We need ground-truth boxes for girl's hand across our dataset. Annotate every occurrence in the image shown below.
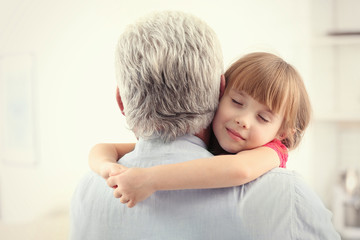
[99,162,128,180]
[106,168,156,208]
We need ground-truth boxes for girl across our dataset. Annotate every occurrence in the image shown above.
[89,52,311,208]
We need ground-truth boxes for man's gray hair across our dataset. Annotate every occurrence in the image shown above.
[115,11,223,141]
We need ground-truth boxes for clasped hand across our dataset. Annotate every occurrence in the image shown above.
[105,166,156,208]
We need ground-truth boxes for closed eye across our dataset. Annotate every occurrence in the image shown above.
[258,114,270,122]
[232,99,243,106]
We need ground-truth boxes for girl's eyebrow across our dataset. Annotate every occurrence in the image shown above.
[230,89,245,97]
[263,104,277,116]
[266,109,282,119]
[265,109,276,117]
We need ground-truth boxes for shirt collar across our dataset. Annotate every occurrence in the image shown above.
[136,134,207,151]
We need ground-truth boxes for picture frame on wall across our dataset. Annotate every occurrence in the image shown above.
[0,54,38,167]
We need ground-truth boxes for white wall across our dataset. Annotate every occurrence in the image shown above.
[0,0,313,224]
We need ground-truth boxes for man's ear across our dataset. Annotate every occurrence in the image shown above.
[219,74,226,99]
[116,87,125,116]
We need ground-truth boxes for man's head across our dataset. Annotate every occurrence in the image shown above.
[115,11,223,142]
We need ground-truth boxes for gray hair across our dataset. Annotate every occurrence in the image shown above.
[115,11,223,142]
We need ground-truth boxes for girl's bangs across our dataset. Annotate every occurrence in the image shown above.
[228,65,292,115]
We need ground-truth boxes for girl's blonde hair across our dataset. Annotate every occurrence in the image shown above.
[224,52,311,149]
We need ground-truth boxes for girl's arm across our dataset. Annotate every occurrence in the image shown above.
[148,146,279,189]
[107,146,280,207]
[89,143,135,179]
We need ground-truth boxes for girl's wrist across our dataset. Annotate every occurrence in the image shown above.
[98,161,113,178]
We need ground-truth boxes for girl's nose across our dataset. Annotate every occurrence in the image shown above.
[235,117,249,129]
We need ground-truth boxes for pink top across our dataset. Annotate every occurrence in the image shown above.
[263,139,288,168]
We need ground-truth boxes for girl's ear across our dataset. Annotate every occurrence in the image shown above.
[276,131,286,140]
[277,128,296,140]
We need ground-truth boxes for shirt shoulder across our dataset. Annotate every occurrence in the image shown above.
[253,169,340,239]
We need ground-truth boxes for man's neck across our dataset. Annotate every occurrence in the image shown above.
[194,127,211,147]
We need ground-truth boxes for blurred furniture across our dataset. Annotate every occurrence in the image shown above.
[333,169,360,239]
[310,0,360,238]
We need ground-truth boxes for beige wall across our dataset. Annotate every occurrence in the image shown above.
[4,0,359,238]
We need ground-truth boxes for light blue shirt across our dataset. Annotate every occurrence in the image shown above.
[70,135,340,239]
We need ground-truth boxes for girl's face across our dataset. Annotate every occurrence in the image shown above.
[212,89,285,153]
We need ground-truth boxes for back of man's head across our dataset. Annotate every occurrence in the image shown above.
[115,11,223,141]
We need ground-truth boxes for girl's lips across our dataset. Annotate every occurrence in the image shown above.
[226,128,245,141]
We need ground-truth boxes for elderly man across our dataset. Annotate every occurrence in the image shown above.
[70,11,340,239]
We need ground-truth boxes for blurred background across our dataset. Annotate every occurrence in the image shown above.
[0,0,359,239]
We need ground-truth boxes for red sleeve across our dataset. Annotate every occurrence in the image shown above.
[263,139,288,168]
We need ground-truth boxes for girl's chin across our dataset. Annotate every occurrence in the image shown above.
[221,144,242,154]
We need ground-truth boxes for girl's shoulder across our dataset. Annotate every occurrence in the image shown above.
[263,139,288,168]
